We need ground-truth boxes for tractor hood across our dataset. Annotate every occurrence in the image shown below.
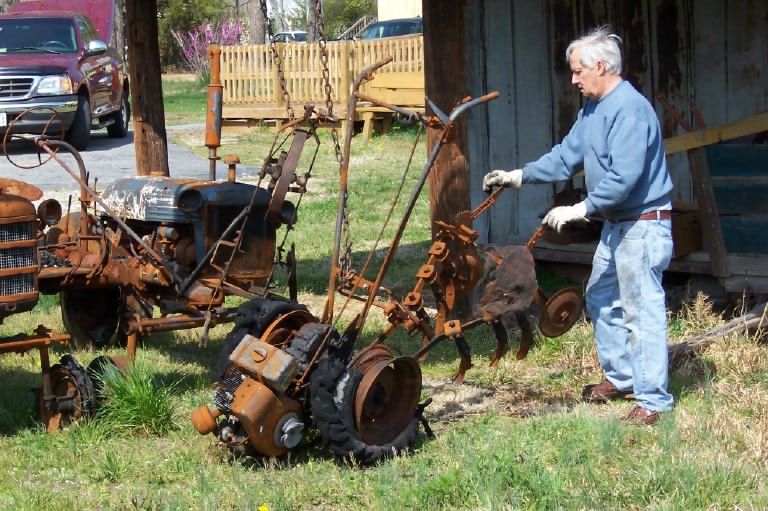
[9,0,114,40]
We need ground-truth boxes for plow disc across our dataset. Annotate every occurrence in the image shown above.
[538,287,584,338]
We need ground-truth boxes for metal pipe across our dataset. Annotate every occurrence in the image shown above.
[205,45,223,181]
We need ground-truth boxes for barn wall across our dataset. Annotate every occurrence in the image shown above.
[459,0,768,244]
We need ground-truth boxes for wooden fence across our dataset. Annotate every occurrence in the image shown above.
[219,35,425,122]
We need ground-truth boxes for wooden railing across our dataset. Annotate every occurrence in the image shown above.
[219,35,424,120]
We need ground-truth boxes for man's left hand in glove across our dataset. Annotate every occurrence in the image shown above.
[542,201,588,232]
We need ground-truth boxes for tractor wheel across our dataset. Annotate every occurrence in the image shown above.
[37,354,94,432]
[309,352,422,465]
[61,288,126,349]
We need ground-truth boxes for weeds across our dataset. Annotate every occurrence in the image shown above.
[95,360,180,436]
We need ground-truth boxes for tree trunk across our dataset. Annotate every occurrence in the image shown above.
[248,1,267,44]
[307,0,320,41]
[111,0,126,63]
[423,0,471,319]
[125,0,169,177]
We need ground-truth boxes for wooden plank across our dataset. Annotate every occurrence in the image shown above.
[463,0,491,243]
[712,185,768,215]
[664,112,768,154]
[511,0,554,239]
[687,147,730,277]
[722,276,768,293]
[725,0,768,120]
[727,254,768,277]
[706,144,768,177]
[369,72,425,89]
[720,216,768,254]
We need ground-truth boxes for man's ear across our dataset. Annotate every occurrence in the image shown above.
[595,59,606,75]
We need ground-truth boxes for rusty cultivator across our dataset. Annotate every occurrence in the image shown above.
[191,58,583,464]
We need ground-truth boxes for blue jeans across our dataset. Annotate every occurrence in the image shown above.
[585,218,674,412]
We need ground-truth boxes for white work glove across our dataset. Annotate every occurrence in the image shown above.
[482,169,523,192]
[542,201,588,232]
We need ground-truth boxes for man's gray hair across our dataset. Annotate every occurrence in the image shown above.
[566,26,623,75]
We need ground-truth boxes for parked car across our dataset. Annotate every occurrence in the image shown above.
[357,17,423,40]
[272,31,308,43]
[0,8,129,150]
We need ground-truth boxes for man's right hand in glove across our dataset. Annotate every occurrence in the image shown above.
[482,169,523,192]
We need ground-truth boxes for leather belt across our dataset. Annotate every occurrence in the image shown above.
[612,210,672,223]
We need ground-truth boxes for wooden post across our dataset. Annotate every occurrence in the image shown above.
[126,0,169,177]
[340,41,351,106]
[423,0,470,233]
[687,148,730,277]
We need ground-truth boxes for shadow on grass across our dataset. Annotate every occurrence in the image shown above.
[0,366,45,435]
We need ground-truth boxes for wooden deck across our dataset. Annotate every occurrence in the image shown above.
[219,36,425,138]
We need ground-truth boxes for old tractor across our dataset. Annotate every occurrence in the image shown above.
[0,41,330,430]
[190,59,584,464]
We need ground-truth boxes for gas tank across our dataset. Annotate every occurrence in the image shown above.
[9,0,114,41]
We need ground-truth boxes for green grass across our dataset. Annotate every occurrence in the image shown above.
[1,120,767,509]
[162,74,207,126]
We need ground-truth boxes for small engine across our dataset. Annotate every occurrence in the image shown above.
[191,299,423,464]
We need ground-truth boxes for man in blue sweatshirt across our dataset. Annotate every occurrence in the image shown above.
[483,26,673,425]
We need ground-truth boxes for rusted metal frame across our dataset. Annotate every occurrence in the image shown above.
[354,93,427,126]
[351,91,501,334]
[411,317,485,361]
[332,122,426,332]
[128,307,240,335]
[35,139,182,285]
[0,332,70,353]
[178,205,250,295]
[323,57,395,324]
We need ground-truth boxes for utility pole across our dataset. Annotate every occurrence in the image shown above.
[125,0,169,177]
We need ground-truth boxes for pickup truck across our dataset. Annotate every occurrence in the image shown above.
[0,7,129,150]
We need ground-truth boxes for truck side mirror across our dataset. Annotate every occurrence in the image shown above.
[86,39,107,55]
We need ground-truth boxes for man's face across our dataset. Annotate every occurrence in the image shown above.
[570,47,605,100]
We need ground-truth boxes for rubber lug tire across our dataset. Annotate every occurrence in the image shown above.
[310,356,419,465]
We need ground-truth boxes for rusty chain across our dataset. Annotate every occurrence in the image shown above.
[313,0,349,276]
[261,0,294,119]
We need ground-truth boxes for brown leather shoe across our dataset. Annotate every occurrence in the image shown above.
[623,405,661,425]
[581,379,633,403]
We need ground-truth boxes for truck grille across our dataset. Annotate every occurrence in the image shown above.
[0,77,34,100]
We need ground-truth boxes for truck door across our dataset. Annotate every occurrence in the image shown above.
[76,16,112,116]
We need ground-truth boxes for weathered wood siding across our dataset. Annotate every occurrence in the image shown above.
[458,0,768,244]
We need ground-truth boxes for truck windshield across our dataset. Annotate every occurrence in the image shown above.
[0,18,78,53]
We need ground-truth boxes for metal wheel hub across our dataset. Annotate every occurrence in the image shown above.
[350,345,421,445]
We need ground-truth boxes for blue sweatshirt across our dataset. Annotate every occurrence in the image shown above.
[522,80,672,219]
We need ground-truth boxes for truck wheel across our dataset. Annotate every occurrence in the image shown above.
[107,93,130,138]
[61,288,125,349]
[66,95,91,151]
